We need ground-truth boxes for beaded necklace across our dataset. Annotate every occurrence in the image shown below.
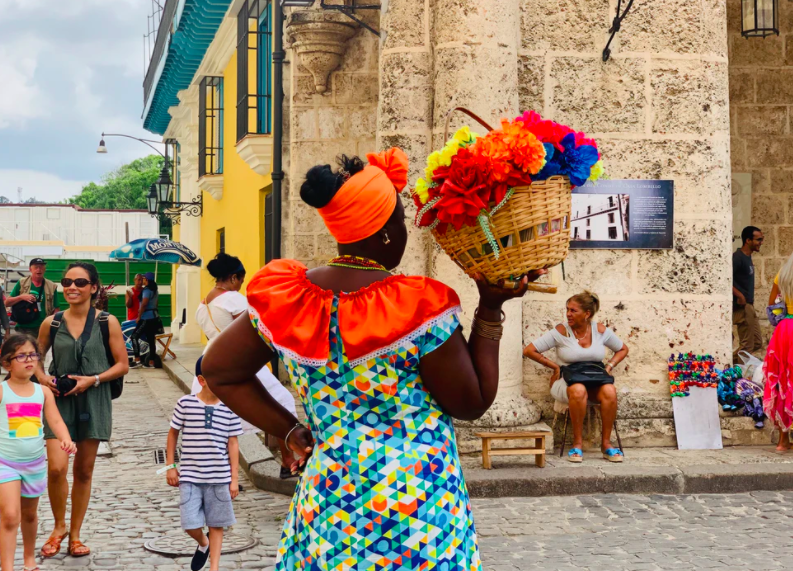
[327,255,388,272]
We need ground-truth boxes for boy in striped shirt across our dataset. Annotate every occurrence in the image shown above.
[166,356,243,571]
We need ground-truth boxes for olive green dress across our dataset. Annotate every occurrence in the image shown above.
[43,313,113,442]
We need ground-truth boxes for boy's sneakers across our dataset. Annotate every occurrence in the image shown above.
[191,543,210,571]
[130,361,142,369]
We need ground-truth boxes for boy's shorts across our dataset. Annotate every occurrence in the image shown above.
[0,454,47,498]
[179,482,236,530]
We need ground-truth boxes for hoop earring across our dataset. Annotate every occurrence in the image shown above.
[383,232,391,245]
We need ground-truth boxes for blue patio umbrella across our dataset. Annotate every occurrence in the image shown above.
[110,239,202,280]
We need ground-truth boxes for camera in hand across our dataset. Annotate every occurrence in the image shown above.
[54,376,77,395]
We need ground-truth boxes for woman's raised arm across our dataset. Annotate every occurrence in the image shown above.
[419,272,542,421]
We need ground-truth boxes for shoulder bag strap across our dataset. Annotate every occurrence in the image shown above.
[49,311,65,373]
[75,309,96,374]
[98,312,115,367]
[202,299,222,333]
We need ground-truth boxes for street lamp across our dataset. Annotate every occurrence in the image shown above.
[146,184,158,216]
[97,132,202,223]
[156,164,173,204]
[742,0,779,38]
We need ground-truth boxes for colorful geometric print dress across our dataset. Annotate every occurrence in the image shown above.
[247,259,482,571]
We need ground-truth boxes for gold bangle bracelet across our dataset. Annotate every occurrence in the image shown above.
[471,317,503,340]
[474,308,506,326]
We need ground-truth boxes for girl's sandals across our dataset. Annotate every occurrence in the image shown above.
[567,448,583,463]
[41,532,68,558]
[23,567,41,571]
[603,448,624,462]
[68,540,91,557]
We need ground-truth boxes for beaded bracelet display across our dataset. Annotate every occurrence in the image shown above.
[667,352,718,398]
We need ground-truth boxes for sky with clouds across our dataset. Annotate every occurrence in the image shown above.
[0,0,166,204]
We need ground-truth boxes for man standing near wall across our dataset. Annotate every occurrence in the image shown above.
[4,258,60,334]
[733,226,764,363]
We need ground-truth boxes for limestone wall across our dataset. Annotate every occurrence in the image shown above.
[518,0,733,445]
[283,11,380,267]
[728,0,793,328]
[280,1,735,447]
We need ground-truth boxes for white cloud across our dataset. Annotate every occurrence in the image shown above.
[0,170,87,203]
[0,41,47,128]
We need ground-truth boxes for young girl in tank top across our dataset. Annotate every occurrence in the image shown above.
[0,334,75,571]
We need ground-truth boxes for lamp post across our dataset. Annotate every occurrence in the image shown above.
[97,132,202,224]
[741,0,779,38]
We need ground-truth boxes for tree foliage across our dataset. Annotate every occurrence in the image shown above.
[70,155,164,210]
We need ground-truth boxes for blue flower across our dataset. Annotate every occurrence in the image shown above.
[533,143,562,181]
[559,134,599,187]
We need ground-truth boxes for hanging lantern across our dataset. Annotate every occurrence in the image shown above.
[742,0,779,38]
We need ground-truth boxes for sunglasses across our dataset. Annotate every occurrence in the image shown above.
[11,352,40,363]
[61,278,93,288]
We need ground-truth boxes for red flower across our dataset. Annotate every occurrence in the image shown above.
[516,111,573,151]
[434,149,492,230]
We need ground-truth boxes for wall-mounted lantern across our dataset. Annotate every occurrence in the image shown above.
[742,0,779,38]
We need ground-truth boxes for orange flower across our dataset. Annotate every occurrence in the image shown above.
[500,119,546,175]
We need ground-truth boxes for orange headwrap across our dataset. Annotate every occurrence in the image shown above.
[319,148,409,244]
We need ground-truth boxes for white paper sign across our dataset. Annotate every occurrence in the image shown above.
[672,387,723,450]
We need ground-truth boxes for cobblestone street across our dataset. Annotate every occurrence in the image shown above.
[11,368,793,570]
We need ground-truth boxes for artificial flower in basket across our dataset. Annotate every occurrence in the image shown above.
[411,108,605,289]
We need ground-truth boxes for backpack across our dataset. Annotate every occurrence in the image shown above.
[11,286,43,325]
[50,311,124,400]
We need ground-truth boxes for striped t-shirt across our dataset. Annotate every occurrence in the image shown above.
[170,395,244,485]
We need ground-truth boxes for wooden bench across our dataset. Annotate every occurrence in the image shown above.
[474,431,550,469]
[155,333,176,360]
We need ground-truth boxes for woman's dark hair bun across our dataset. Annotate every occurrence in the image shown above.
[206,252,245,280]
[300,154,365,209]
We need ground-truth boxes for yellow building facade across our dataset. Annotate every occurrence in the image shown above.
[144,0,274,344]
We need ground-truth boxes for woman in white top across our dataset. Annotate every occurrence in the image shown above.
[523,291,629,463]
[195,253,299,478]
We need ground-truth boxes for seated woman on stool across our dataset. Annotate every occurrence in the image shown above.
[523,291,629,463]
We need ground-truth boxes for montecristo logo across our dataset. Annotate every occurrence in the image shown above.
[144,240,199,263]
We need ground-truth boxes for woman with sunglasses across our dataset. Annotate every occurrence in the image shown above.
[33,262,129,559]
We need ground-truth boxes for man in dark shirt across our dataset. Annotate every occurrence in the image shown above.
[733,226,764,363]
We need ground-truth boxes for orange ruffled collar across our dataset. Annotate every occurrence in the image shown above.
[246,259,461,367]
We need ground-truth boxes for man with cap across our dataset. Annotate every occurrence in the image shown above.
[4,258,60,333]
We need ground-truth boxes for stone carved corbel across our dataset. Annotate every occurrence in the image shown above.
[287,10,359,94]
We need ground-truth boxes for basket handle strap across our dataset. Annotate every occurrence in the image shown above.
[444,107,495,141]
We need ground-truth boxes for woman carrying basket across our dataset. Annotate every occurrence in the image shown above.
[201,148,544,569]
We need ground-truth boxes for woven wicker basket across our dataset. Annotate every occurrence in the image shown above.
[430,108,573,290]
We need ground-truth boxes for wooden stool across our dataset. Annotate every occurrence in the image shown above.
[474,431,549,469]
[155,333,176,360]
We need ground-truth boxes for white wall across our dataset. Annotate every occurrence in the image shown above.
[0,206,159,244]
[570,195,627,242]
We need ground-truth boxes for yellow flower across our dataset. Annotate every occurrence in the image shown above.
[452,126,479,147]
[439,140,461,166]
[414,178,429,204]
[425,151,441,180]
[589,160,605,182]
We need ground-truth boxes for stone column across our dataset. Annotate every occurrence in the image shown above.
[376,0,433,276]
[170,87,203,345]
[431,0,541,451]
